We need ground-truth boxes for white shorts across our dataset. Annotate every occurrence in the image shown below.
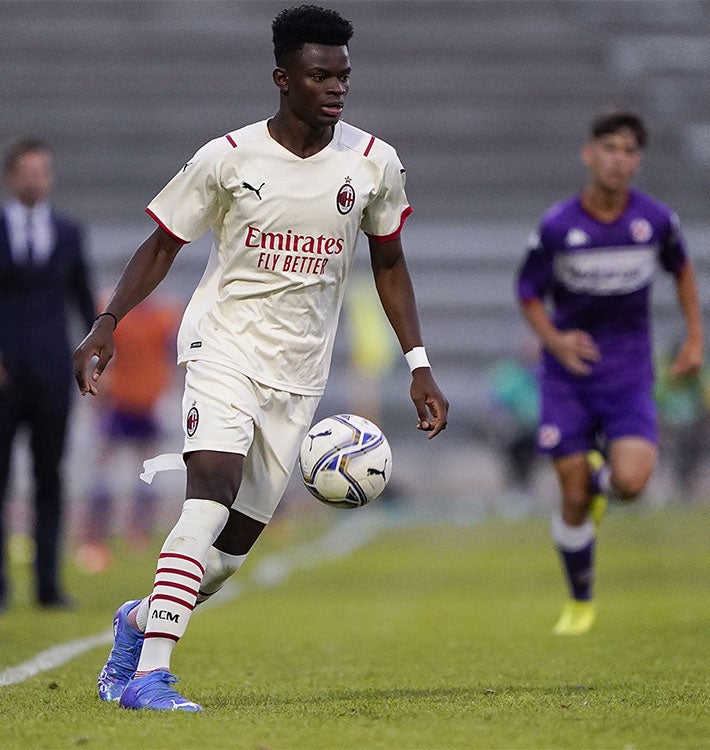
[182,360,321,523]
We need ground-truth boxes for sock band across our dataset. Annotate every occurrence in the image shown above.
[551,514,595,551]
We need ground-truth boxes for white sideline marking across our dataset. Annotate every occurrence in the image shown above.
[0,513,389,688]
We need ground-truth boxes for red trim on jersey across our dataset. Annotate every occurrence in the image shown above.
[363,136,376,157]
[159,552,206,575]
[225,133,238,148]
[145,208,189,244]
[367,206,413,243]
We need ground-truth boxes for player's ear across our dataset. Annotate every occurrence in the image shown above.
[273,67,289,94]
[581,142,593,169]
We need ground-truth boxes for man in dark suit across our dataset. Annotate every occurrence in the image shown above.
[0,138,95,610]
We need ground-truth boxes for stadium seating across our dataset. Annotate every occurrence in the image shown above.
[3,0,709,421]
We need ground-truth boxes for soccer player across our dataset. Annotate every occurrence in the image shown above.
[516,110,704,636]
[73,5,448,711]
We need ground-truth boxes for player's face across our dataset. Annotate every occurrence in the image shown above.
[5,150,54,206]
[277,43,351,129]
[582,129,642,193]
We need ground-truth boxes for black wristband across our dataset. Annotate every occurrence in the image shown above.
[93,312,118,330]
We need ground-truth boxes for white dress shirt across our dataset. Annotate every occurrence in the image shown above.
[4,199,55,265]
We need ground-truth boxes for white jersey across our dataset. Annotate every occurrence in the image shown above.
[147,120,411,396]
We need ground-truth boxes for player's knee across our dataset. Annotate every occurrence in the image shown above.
[611,471,649,501]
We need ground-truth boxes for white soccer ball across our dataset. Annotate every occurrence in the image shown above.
[299,414,392,508]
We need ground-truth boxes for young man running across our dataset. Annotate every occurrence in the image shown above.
[517,110,703,635]
[74,5,448,711]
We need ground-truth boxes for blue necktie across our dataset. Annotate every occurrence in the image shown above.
[25,211,35,265]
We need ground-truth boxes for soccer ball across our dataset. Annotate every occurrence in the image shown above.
[299,414,392,508]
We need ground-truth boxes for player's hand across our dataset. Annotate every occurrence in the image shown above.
[410,369,448,439]
[73,318,116,395]
[548,329,600,376]
[669,337,704,379]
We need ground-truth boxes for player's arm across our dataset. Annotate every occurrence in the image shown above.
[670,260,704,378]
[519,297,599,376]
[368,235,448,438]
[73,227,183,395]
[517,229,599,376]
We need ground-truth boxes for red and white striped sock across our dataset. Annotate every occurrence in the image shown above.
[135,498,229,674]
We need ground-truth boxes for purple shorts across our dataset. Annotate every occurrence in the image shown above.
[103,409,159,442]
[537,373,657,457]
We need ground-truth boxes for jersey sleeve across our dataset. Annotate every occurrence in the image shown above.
[360,142,412,242]
[146,137,231,243]
[658,211,688,277]
[516,225,555,301]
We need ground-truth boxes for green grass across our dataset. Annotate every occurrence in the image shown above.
[0,505,708,749]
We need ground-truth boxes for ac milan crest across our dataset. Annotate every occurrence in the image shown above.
[336,179,355,215]
[186,405,199,437]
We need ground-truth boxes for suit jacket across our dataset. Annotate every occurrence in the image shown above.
[0,209,95,389]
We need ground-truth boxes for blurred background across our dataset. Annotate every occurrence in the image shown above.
[2,0,710,554]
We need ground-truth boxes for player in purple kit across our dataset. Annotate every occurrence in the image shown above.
[516,111,704,635]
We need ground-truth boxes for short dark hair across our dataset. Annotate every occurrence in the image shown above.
[272,5,353,65]
[590,110,648,149]
[3,137,51,173]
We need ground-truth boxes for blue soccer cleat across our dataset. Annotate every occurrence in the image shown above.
[119,669,203,712]
[97,599,144,702]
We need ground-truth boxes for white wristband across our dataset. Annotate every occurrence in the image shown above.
[405,346,430,372]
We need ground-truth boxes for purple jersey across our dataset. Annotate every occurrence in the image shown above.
[517,188,687,385]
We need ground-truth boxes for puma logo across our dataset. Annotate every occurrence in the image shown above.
[308,429,332,450]
[242,181,265,200]
[170,699,201,710]
[367,458,388,481]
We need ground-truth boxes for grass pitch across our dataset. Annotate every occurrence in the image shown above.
[0,504,708,749]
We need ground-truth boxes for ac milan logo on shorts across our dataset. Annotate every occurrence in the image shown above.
[537,423,561,449]
[336,182,355,215]
[186,406,199,437]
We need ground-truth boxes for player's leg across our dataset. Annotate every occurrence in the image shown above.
[194,381,321,601]
[113,368,318,711]
[120,410,307,711]
[551,451,598,634]
[101,361,248,708]
[114,449,241,712]
[597,377,658,502]
[607,437,656,500]
[98,458,263,710]
[538,376,598,634]
[586,448,609,527]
